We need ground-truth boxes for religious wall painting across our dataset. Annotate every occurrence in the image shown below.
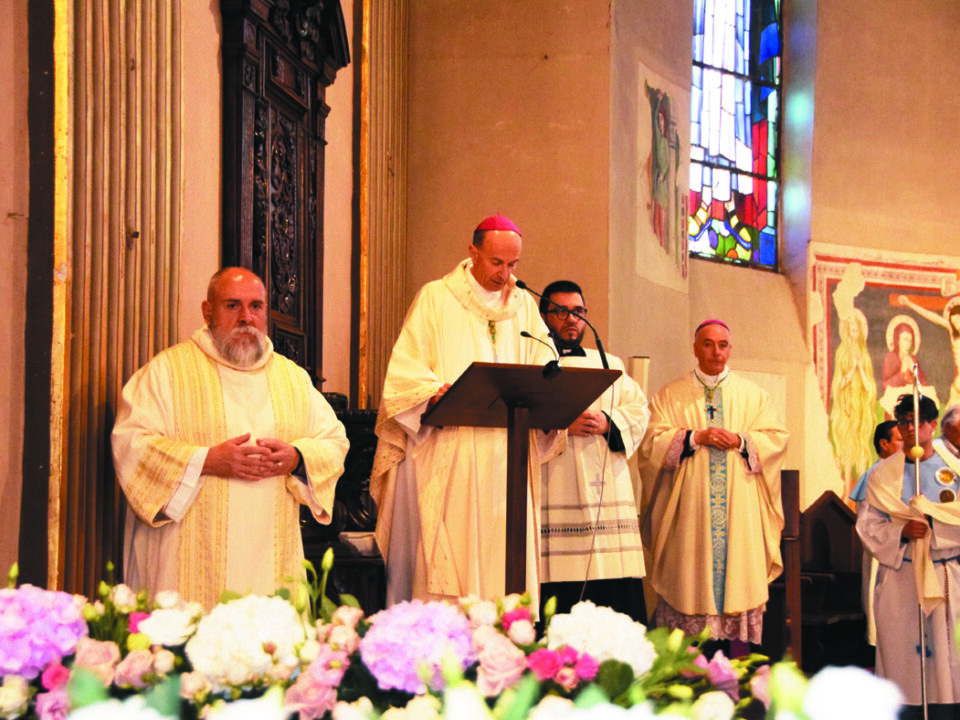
[810,244,960,503]
[636,63,689,292]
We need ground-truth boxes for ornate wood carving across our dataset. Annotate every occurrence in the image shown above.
[221,0,349,385]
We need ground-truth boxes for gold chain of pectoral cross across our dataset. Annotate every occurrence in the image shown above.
[488,320,498,362]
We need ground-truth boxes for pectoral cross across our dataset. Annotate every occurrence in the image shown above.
[706,403,718,420]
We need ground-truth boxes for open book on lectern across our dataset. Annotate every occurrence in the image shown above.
[419,361,620,430]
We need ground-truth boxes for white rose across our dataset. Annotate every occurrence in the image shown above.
[403,695,442,720]
[153,590,183,609]
[139,607,198,646]
[0,675,30,718]
[467,600,498,627]
[331,697,374,720]
[691,691,735,720]
[110,583,138,611]
[507,619,536,645]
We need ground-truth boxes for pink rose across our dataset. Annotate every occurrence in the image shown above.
[331,605,364,629]
[475,633,525,697]
[500,607,531,630]
[705,651,740,701]
[328,624,360,655]
[153,648,176,675]
[128,611,150,634]
[557,645,578,666]
[681,648,708,678]
[574,653,599,681]
[178,671,212,703]
[526,648,562,681]
[73,637,121,685]
[554,666,579,692]
[284,669,338,720]
[749,664,771,708]
[34,687,69,720]
[114,649,154,689]
[41,662,71,690]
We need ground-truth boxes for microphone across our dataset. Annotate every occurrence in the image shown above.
[515,279,609,369]
[520,331,562,380]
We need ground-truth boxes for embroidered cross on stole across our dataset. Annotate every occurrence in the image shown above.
[704,383,728,614]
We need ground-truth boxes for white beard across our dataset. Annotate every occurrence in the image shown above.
[211,325,268,367]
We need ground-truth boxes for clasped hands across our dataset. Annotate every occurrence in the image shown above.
[202,433,299,481]
[569,410,609,437]
[693,427,741,450]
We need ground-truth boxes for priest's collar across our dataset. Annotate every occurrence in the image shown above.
[693,366,729,387]
[549,331,586,357]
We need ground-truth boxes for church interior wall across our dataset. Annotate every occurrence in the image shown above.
[404,0,612,339]
[6,0,960,571]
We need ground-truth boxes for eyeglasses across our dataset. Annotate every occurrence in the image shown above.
[545,306,587,321]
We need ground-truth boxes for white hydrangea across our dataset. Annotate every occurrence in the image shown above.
[802,666,903,720]
[185,595,308,691]
[546,601,656,677]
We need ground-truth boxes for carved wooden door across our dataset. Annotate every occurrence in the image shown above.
[221,0,349,383]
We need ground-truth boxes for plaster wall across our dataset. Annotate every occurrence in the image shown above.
[0,0,28,572]
[810,0,960,253]
[176,1,355,396]
[405,1,611,339]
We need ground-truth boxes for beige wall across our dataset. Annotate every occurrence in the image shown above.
[405,1,611,337]
[811,0,960,255]
[0,0,28,572]
[176,1,355,397]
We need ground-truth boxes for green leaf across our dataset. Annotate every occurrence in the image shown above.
[497,674,541,720]
[338,593,362,609]
[143,675,181,718]
[67,667,110,709]
[573,685,610,708]
[594,659,635,700]
[219,589,243,604]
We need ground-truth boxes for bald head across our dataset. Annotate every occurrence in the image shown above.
[693,321,731,375]
[202,267,268,366]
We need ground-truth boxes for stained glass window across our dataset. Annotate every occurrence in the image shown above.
[688,0,782,269]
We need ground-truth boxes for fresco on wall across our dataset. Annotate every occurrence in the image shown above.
[636,64,689,292]
[810,243,960,503]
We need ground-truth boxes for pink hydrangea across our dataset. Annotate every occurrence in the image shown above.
[0,585,88,679]
[359,600,475,694]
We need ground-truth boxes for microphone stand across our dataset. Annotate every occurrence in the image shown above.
[911,364,929,720]
[515,279,609,369]
[519,331,561,379]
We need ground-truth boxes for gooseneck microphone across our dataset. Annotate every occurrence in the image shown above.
[520,331,562,379]
[515,279,609,369]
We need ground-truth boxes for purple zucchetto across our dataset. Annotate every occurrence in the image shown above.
[695,318,730,335]
[474,214,521,236]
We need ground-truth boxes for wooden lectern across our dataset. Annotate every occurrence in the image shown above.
[421,361,620,593]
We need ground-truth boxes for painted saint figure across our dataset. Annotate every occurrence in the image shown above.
[829,308,877,495]
[878,314,939,417]
[898,294,960,410]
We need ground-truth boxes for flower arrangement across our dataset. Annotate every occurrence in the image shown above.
[0,555,909,720]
